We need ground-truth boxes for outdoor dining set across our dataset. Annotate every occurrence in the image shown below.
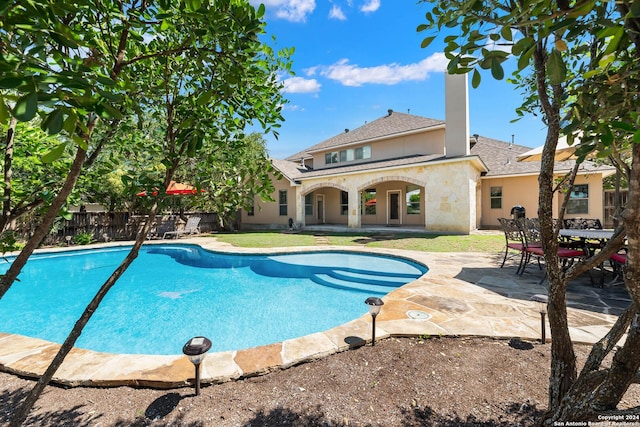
[498,216,627,287]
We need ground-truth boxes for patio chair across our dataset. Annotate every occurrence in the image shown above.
[148,220,175,240]
[497,217,527,274]
[519,217,586,277]
[609,250,627,285]
[163,216,201,239]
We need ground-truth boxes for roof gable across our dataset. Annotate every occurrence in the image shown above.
[285,110,443,161]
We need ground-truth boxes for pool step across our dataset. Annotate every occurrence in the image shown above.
[312,273,400,294]
[331,269,418,287]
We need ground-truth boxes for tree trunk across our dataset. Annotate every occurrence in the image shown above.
[0,137,92,300]
[9,204,159,426]
[0,117,17,233]
[531,40,578,414]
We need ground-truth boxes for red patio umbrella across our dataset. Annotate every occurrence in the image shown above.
[136,181,204,197]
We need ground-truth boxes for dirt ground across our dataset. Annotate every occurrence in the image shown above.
[3,336,639,426]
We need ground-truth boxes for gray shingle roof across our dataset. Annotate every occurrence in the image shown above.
[469,136,613,177]
[276,112,615,181]
[285,110,443,161]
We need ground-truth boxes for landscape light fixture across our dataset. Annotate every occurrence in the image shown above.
[182,336,212,396]
[530,294,548,344]
[65,236,72,246]
[365,297,384,346]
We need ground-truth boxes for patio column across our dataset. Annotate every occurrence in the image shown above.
[348,188,361,228]
[295,189,305,228]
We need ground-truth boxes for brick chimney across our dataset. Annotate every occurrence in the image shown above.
[444,72,470,157]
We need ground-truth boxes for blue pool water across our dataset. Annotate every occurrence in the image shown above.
[0,245,427,355]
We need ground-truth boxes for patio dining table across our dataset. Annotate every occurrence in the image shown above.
[559,228,619,287]
[559,228,615,240]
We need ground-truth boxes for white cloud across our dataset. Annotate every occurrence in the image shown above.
[282,76,322,93]
[255,0,316,22]
[360,0,380,13]
[318,53,448,87]
[329,5,347,20]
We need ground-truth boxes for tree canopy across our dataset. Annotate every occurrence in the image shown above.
[1,1,292,424]
[420,0,639,423]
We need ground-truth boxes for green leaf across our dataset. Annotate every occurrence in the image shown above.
[12,92,38,121]
[186,0,202,12]
[490,58,504,80]
[517,44,535,71]
[611,121,635,132]
[602,26,624,55]
[0,98,9,124]
[420,36,435,49]
[500,25,512,42]
[471,69,481,88]
[634,130,640,143]
[42,143,67,163]
[63,111,78,134]
[41,109,64,135]
[601,125,613,145]
[547,50,566,85]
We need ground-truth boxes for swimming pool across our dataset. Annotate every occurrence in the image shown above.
[0,245,427,355]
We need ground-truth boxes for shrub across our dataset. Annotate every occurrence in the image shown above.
[73,232,94,245]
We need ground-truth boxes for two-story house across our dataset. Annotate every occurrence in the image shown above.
[240,73,614,233]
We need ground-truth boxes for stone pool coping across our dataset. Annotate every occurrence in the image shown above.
[0,237,621,388]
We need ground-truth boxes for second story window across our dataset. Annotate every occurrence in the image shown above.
[355,146,371,160]
[325,146,370,165]
[325,152,339,164]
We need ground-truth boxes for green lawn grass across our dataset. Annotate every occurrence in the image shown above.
[212,231,504,253]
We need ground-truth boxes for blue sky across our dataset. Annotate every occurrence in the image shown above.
[252,0,549,159]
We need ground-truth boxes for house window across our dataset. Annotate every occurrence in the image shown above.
[325,147,367,165]
[406,185,421,215]
[305,193,313,216]
[279,190,288,216]
[363,188,376,215]
[490,187,502,209]
[340,191,348,215]
[567,184,589,214]
[247,204,254,216]
[346,149,354,161]
[355,145,371,160]
[325,152,339,164]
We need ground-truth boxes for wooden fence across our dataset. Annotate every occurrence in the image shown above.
[10,212,223,246]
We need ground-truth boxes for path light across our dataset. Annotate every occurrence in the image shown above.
[531,294,548,344]
[365,297,384,346]
[65,236,72,246]
[182,336,212,396]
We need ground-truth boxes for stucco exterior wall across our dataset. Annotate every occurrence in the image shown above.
[480,173,606,228]
[309,129,445,170]
[240,175,298,228]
